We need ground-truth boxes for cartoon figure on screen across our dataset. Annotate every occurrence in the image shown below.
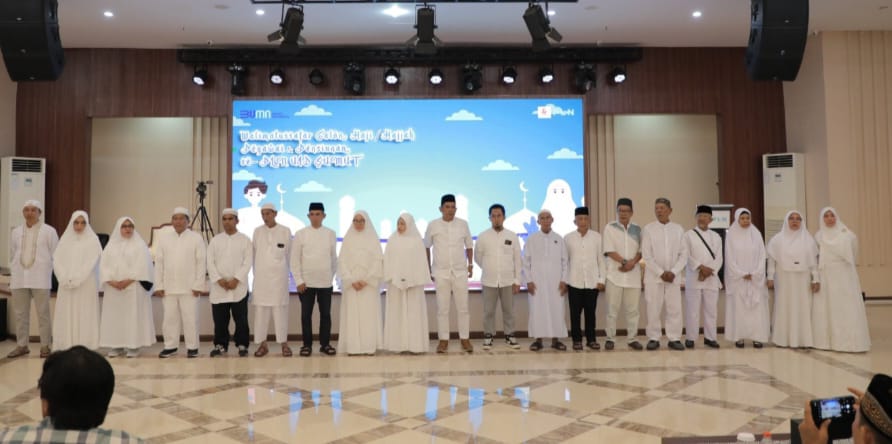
[540,179,577,235]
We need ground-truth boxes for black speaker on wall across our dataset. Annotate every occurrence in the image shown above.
[0,0,64,81]
[745,0,808,81]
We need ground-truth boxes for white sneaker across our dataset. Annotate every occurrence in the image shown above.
[506,336,520,349]
[482,335,493,350]
[126,348,140,358]
[107,348,124,358]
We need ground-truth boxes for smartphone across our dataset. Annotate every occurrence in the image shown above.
[809,396,856,440]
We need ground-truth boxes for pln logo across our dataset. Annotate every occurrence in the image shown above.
[239,109,273,119]
[536,104,575,119]
[536,105,552,119]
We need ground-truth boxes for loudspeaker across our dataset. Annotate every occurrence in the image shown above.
[0,0,64,81]
[745,0,808,81]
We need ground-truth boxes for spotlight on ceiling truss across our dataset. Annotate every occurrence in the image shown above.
[308,68,325,85]
[228,63,248,96]
[344,62,365,95]
[384,66,400,85]
[428,68,444,85]
[523,2,562,52]
[500,65,517,85]
[269,66,285,85]
[192,66,208,86]
[574,62,596,92]
[406,5,441,56]
[461,64,482,93]
[608,66,627,84]
[267,5,306,53]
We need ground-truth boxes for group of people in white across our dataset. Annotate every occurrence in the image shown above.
[5,194,870,359]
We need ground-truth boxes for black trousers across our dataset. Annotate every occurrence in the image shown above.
[211,293,250,349]
[568,286,598,343]
[300,287,333,348]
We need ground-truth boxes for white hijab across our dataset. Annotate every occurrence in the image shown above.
[767,210,818,272]
[339,210,384,280]
[53,210,102,285]
[725,208,766,307]
[100,216,153,283]
[384,213,431,289]
[816,206,856,266]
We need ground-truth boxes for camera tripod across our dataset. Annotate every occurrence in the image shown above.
[192,181,215,244]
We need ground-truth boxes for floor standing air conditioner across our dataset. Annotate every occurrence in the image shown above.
[762,153,806,242]
[1,157,46,270]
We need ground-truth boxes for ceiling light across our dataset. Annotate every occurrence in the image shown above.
[523,3,562,52]
[539,66,554,84]
[501,66,517,85]
[428,68,444,85]
[384,67,400,85]
[608,66,627,84]
[269,67,285,85]
[344,63,365,95]
[548,10,556,16]
[575,63,596,92]
[103,11,114,18]
[382,4,409,18]
[268,6,305,53]
[692,10,703,18]
[408,6,441,56]
[462,64,482,93]
[192,66,208,87]
[308,68,325,86]
[227,63,248,96]
[255,9,265,16]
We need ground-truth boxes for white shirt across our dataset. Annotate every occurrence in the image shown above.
[684,227,724,290]
[252,223,292,306]
[207,231,252,303]
[522,229,569,286]
[290,225,337,288]
[474,227,522,288]
[9,222,59,290]
[424,217,473,279]
[153,229,207,294]
[641,220,688,284]
[602,221,642,289]
[564,229,606,289]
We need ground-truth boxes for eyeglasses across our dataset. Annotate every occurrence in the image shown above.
[121,224,135,229]
[352,219,366,224]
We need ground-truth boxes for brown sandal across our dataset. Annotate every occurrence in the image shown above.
[254,342,269,357]
[281,343,293,357]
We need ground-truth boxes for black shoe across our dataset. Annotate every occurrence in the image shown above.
[605,341,615,350]
[668,341,685,351]
[753,341,764,349]
[238,346,249,357]
[586,341,600,350]
[704,339,720,349]
[572,342,583,351]
[629,341,644,351]
[158,348,178,358]
[685,340,695,349]
[646,340,660,350]
[187,349,199,358]
[209,345,226,357]
[735,340,745,348]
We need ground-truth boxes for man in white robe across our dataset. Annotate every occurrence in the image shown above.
[522,209,569,351]
[7,200,59,359]
[475,204,523,350]
[291,202,338,357]
[641,197,688,351]
[683,205,723,349]
[252,203,293,357]
[154,207,207,358]
[602,198,644,351]
[207,208,252,357]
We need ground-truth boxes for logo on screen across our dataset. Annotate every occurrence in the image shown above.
[536,106,552,119]
[239,109,273,119]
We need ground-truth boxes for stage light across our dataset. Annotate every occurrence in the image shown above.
[462,64,482,93]
[407,5,441,56]
[539,66,554,84]
[428,68,444,85]
[574,63,596,92]
[501,66,517,85]
[268,6,305,53]
[344,63,365,95]
[308,68,325,86]
[608,66,627,84]
[523,3,562,52]
[269,67,285,85]
[192,66,208,86]
[227,63,247,96]
[384,67,400,85]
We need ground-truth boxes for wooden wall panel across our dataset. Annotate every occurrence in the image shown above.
[16,47,786,229]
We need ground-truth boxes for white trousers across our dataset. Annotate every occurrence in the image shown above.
[162,293,199,350]
[644,282,683,341]
[435,277,469,340]
[604,281,641,343]
[684,287,719,341]
[254,305,289,344]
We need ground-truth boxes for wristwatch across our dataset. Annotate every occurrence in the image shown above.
[621,259,628,266]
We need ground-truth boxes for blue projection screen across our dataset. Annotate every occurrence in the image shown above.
[231,98,584,248]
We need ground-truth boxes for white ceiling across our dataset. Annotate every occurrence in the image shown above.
[59,0,892,49]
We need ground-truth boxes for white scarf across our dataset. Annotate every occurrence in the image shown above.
[339,210,383,281]
[52,210,101,285]
[815,206,856,267]
[100,216,153,283]
[384,213,431,289]
[767,210,818,272]
[726,208,766,308]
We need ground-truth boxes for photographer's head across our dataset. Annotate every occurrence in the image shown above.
[855,374,892,444]
[39,346,115,431]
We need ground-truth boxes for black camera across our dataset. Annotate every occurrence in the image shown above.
[809,395,856,441]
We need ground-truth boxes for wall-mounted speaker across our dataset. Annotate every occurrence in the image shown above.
[0,0,65,81]
[745,0,808,81]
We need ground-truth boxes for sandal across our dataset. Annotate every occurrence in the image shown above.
[299,346,312,357]
[320,344,337,356]
[254,342,269,357]
[572,342,583,351]
[281,343,293,357]
[735,340,745,348]
[551,341,567,351]
[529,340,543,351]
[753,341,764,349]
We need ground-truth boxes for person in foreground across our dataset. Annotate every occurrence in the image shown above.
[0,346,145,443]
[799,373,892,444]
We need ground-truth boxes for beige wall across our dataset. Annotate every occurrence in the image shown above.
[0,60,16,157]
[784,31,892,297]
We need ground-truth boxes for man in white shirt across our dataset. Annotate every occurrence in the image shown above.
[683,205,724,349]
[602,198,644,351]
[523,209,570,351]
[641,197,689,351]
[7,200,59,359]
[564,207,606,351]
[154,207,207,358]
[475,204,522,350]
[291,202,338,357]
[424,194,474,354]
[252,203,293,357]
[207,208,252,357]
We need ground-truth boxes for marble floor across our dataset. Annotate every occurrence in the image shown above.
[1,303,890,444]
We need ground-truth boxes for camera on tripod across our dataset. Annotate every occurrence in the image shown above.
[196,180,213,201]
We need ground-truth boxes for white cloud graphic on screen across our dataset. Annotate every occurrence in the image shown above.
[232,169,263,181]
[547,148,583,160]
[481,160,519,171]
[294,104,333,116]
[294,180,332,192]
[445,109,483,121]
[531,104,575,119]
[233,117,251,127]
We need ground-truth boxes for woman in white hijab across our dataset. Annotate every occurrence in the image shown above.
[98,217,156,357]
[383,213,431,354]
[723,208,770,348]
[812,207,870,352]
[767,210,819,348]
[337,210,384,355]
[52,210,102,350]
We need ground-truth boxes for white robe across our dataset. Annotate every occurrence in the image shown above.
[251,223,292,306]
[723,209,770,343]
[52,211,102,350]
[767,211,818,348]
[338,211,384,354]
[522,230,569,338]
[383,213,430,353]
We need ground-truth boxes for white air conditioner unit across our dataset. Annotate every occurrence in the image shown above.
[1,157,47,270]
[762,153,806,242]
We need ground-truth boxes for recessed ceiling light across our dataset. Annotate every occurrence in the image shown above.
[255,9,265,16]
[382,4,409,18]
[692,10,703,18]
[548,9,556,16]
[103,10,114,18]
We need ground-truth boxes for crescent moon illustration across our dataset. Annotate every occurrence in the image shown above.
[276,184,286,194]
[519,181,528,192]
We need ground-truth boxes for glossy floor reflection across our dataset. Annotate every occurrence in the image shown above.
[1,304,890,443]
